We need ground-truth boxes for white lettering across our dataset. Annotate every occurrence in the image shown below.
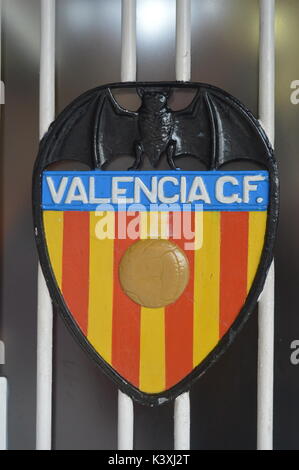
[46,173,266,208]
[112,177,134,204]
[89,176,110,203]
[216,176,242,203]
[243,174,265,203]
[188,176,211,203]
[158,177,179,204]
[47,176,68,204]
[180,176,187,203]
[65,177,88,204]
[134,176,157,203]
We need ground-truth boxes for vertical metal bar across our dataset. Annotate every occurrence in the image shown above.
[0,5,6,450]
[121,0,137,82]
[259,0,275,145]
[174,0,191,451]
[174,392,190,450]
[176,0,191,82]
[0,0,3,356]
[118,0,136,451]
[0,0,7,452]
[257,0,275,451]
[36,0,56,451]
[0,378,7,450]
[118,390,134,450]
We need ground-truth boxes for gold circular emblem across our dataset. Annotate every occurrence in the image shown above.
[119,239,190,309]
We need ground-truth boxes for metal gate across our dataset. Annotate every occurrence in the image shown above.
[1,0,292,451]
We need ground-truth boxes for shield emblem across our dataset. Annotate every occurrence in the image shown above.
[33,82,278,405]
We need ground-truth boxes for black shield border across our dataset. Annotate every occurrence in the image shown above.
[32,81,279,406]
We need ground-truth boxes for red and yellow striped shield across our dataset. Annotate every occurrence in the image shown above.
[33,82,279,405]
[39,169,273,402]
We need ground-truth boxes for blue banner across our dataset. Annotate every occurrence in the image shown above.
[42,170,269,212]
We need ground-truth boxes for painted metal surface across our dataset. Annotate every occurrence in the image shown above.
[176,0,191,82]
[118,0,137,450]
[174,391,190,450]
[36,0,55,451]
[175,0,191,450]
[33,82,278,406]
[121,0,136,83]
[0,0,7,452]
[118,390,134,450]
[257,0,276,451]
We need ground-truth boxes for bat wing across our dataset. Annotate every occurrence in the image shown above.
[204,90,269,169]
[36,88,139,171]
[173,87,270,170]
[36,90,102,170]
[95,89,139,168]
[173,91,212,168]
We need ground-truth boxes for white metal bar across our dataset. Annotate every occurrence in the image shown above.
[257,263,275,450]
[174,0,191,451]
[259,0,275,144]
[174,392,190,450]
[257,0,275,451]
[118,390,134,450]
[36,0,56,451]
[39,0,55,138]
[121,0,136,82]
[0,378,7,450]
[117,0,136,451]
[0,1,7,452]
[176,0,191,82]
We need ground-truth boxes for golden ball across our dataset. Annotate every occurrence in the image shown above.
[119,239,189,309]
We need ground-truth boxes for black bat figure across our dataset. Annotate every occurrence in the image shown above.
[134,87,175,169]
[94,84,270,171]
[96,86,211,170]
[37,82,274,173]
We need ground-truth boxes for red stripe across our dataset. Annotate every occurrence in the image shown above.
[62,211,90,335]
[165,212,195,389]
[112,212,141,388]
[220,212,249,337]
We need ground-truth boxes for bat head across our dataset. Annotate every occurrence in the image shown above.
[137,86,171,111]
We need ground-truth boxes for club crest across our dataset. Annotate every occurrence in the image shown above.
[33,82,279,405]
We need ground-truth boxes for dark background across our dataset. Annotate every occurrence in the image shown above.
[0,0,298,450]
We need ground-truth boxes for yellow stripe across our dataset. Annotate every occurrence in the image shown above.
[87,211,114,364]
[140,307,165,393]
[193,212,220,367]
[139,212,167,393]
[43,211,64,288]
[247,211,267,292]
